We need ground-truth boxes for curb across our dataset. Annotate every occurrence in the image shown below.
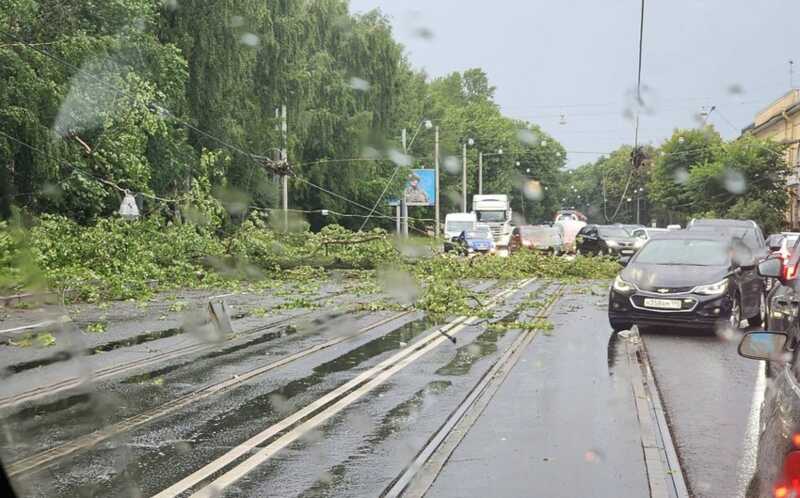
[624,325,690,498]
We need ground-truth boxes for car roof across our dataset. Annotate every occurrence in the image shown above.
[689,218,757,228]
[642,231,732,242]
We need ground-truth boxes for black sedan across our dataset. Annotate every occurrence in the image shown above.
[608,233,765,332]
[575,224,637,257]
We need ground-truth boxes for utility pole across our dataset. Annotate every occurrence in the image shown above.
[462,142,468,212]
[401,128,409,238]
[280,104,288,232]
[434,126,440,237]
[478,152,483,195]
[791,60,796,89]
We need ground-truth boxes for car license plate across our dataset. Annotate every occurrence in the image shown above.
[621,249,634,255]
[643,298,682,310]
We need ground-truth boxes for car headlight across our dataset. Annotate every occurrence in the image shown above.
[612,275,637,293]
[633,239,645,249]
[692,279,728,296]
[606,240,619,248]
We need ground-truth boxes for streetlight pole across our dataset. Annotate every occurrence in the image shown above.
[462,138,474,212]
[398,127,407,236]
[478,149,503,195]
[280,105,288,232]
[636,187,644,225]
[434,125,440,237]
[478,152,482,195]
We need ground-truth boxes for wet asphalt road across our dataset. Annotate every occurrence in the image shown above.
[0,279,766,498]
[642,327,762,498]
[427,287,651,498]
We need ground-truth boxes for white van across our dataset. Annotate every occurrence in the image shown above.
[444,212,476,240]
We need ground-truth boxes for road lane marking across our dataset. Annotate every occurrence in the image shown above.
[6,310,415,478]
[388,284,565,498]
[635,328,690,498]
[737,360,765,496]
[152,279,534,498]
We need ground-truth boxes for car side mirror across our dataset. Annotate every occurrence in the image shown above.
[738,331,788,361]
[757,257,783,278]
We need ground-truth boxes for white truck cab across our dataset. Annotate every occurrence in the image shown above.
[444,212,477,240]
[472,194,513,252]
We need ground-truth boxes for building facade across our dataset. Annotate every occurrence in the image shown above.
[743,89,800,229]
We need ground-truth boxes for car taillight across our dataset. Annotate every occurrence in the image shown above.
[774,450,800,497]
[784,259,798,280]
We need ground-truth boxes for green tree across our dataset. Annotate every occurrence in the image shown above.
[647,127,722,224]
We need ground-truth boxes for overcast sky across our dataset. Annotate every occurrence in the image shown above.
[349,0,800,168]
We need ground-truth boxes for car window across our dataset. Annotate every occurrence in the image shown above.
[597,227,629,238]
[634,239,730,266]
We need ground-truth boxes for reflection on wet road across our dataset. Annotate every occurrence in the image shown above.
[642,327,762,498]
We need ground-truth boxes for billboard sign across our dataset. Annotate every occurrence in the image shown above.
[388,169,436,207]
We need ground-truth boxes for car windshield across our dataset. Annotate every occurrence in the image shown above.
[598,227,630,238]
[634,239,730,266]
[446,221,474,234]
[476,210,506,222]
[3,1,797,497]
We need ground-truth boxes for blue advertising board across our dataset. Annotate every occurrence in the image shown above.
[388,169,436,207]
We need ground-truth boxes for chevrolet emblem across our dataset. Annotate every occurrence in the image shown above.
[657,288,670,294]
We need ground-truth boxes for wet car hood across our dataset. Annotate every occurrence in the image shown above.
[605,237,637,246]
[621,263,730,291]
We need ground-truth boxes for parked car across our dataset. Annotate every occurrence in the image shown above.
[766,233,787,252]
[452,224,495,255]
[608,232,766,332]
[443,212,477,240]
[510,225,564,255]
[630,227,672,251]
[575,224,637,257]
[762,233,800,291]
[736,242,800,497]
[554,209,587,223]
[687,218,769,260]
[769,232,800,260]
[619,223,645,235]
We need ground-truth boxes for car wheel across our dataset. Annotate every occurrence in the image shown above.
[610,319,631,332]
[747,292,766,328]
[729,294,743,329]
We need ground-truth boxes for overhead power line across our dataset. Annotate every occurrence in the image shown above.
[608,0,646,222]
[0,29,407,223]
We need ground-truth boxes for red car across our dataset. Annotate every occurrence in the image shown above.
[509,225,565,255]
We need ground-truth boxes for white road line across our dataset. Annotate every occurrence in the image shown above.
[737,360,765,496]
[193,321,468,498]
[151,280,532,498]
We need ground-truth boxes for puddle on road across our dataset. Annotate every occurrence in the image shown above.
[4,326,187,375]
[188,317,435,445]
[301,380,452,497]
[52,317,436,498]
[435,311,520,376]
[606,331,626,375]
